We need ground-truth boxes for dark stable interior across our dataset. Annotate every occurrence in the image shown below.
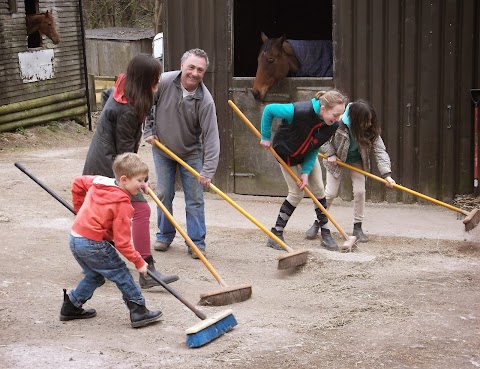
[234,0,333,77]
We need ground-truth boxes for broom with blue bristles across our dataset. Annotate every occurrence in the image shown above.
[14,161,238,348]
[146,270,237,348]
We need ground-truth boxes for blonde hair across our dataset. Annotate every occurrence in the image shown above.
[112,152,149,179]
[315,90,349,110]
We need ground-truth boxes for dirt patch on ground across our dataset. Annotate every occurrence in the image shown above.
[0,120,479,368]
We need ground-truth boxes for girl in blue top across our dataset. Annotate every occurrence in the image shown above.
[261,90,348,251]
[307,100,395,242]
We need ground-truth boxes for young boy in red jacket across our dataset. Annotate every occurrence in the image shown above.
[60,152,162,328]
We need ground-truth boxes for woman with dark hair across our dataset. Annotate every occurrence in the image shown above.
[306,99,395,242]
[83,54,179,288]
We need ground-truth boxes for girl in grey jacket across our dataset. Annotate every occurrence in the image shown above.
[306,100,395,242]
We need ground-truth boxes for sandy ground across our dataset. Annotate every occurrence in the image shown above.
[0,122,479,369]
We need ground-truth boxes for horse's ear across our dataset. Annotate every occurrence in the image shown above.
[46,10,49,15]
[273,35,286,47]
[261,32,268,43]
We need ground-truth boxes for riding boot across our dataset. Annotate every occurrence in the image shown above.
[353,222,369,243]
[60,289,96,321]
[320,228,338,251]
[267,200,295,250]
[125,300,162,328]
[139,256,179,289]
[305,220,320,239]
[305,198,329,239]
[266,227,286,250]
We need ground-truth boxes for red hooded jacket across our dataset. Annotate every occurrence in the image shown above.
[71,175,144,269]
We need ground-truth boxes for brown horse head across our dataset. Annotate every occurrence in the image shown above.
[26,10,60,45]
[251,32,298,102]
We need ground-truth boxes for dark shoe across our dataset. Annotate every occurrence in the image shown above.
[60,289,96,321]
[153,240,170,251]
[305,220,320,239]
[353,222,369,242]
[125,300,162,328]
[321,228,338,251]
[140,256,179,288]
[188,248,206,259]
[266,228,285,250]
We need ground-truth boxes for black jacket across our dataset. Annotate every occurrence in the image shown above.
[83,89,142,178]
[273,100,338,166]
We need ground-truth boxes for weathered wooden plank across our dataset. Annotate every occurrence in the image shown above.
[1,83,85,106]
[1,69,85,89]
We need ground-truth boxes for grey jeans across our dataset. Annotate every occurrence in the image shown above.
[325,162,366,224]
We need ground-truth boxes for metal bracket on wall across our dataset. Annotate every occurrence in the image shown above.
[406,103,412,127]
[446,105,453,129]
[472,89,480,106]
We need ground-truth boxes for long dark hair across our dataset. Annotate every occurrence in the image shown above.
[124,54,161,123]
[348,100,381,149]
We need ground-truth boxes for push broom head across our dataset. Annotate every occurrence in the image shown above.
[277,249,309,270]
[185,309,238,348]
[463,208,480,231]
[339,236,357,252]
[199,284,253,306]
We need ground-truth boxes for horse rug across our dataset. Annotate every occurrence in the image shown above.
[287,39,333,78]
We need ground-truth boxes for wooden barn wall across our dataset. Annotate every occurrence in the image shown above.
[0,0,86,107]
[334,0,480,203]
[163,0,232,190]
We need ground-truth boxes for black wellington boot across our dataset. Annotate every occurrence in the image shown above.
[60,289,96,321]
[353,222,369,242]
[305,220,320,239]
[320,228,338,251]
[139,256,179,289]
[266,228,285,250]
[125,300,162,328]
[306,198,329,239]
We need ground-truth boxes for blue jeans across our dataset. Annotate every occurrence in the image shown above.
[152,149,206,250]
[68,235,145,307]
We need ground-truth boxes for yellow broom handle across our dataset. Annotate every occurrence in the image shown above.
[228,100,350,241]
[317,153,468,216]
[147,188,228,287]
[153,139,294,252]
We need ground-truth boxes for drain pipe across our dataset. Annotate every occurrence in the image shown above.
[78,0,92,131]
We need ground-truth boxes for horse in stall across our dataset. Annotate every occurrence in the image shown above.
[26,10,60,45]
[251,32,333,102]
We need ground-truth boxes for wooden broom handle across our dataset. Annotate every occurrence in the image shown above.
[153,139,295,252]
[14,162,207,320]
[147,188,228,287]
[317,153,468,216]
